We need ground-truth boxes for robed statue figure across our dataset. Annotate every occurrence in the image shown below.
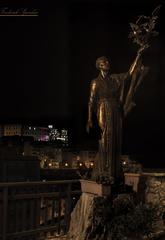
[86,47,148,182]
[86,6,160,183]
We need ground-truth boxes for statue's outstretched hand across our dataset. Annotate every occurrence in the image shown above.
[86,120,93,133]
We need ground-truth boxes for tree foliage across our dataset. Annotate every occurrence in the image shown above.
[85,195,158,240]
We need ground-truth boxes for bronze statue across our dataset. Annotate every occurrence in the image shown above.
[86,6,160,183]
[86,48,147,183]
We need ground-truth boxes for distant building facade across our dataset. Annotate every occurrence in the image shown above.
[31,142,63,169]
[3,124,22,136]
[0,124,69,144]
[22,126,49,141]
[48,125,68,146]
[61,148,97,169]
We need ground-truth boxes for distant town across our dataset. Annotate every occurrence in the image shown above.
[0,124,68,144]
[0,124,97,177]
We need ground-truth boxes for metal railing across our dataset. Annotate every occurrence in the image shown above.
[0,180,81,240]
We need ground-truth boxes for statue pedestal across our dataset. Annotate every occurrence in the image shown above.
[80,179,111,196]
[67,180,111,239]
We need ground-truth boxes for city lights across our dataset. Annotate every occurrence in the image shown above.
[0,124,69,144]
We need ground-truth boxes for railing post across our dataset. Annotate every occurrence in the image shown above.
[66,183,72,231]
[2,186,8,240]
[57,189,62,234]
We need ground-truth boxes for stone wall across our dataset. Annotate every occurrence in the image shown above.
[144,173,165,215]
[124,172,165,216]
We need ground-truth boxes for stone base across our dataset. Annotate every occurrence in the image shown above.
[80,179,111,196]
[67,193,96,240]
[124,171,165,217]
[124,173,141,192]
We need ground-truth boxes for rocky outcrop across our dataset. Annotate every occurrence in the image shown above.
[145,175,165,216]
[124,172,165,216]
[67,193,96,240]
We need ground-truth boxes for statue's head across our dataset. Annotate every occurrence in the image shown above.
[96,56,110,72]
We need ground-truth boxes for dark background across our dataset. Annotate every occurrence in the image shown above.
[0,0,164,167]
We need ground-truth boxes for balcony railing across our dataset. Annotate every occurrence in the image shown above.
[0,180,81,240]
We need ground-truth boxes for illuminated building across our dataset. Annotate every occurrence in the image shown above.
[49,128,60,141]
[3,124,22,136]
[61,149,74,168]
[61,149,96,169]
[48,125,69,146]
[31,142,62,169]
[76,150,96,168]
[39,127,49,141]
[0,124,69,144]
[22,126,49,141]
[60,129,68,145]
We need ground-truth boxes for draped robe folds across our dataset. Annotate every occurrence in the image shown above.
[88,65,148,181]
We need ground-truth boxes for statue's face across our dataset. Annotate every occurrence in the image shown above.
[98,59,110,71]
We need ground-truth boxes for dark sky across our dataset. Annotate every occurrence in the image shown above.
[0,0,164,165]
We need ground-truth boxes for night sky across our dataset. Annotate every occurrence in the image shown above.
[0,0,164,167]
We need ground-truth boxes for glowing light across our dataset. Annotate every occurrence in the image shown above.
[48,125,53,129]
[123,161,126,165]
[79,163,83,166]
[90,162,94,166]
[65,163,68,167]
[57,137,65,141]
[48,163,52,167]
